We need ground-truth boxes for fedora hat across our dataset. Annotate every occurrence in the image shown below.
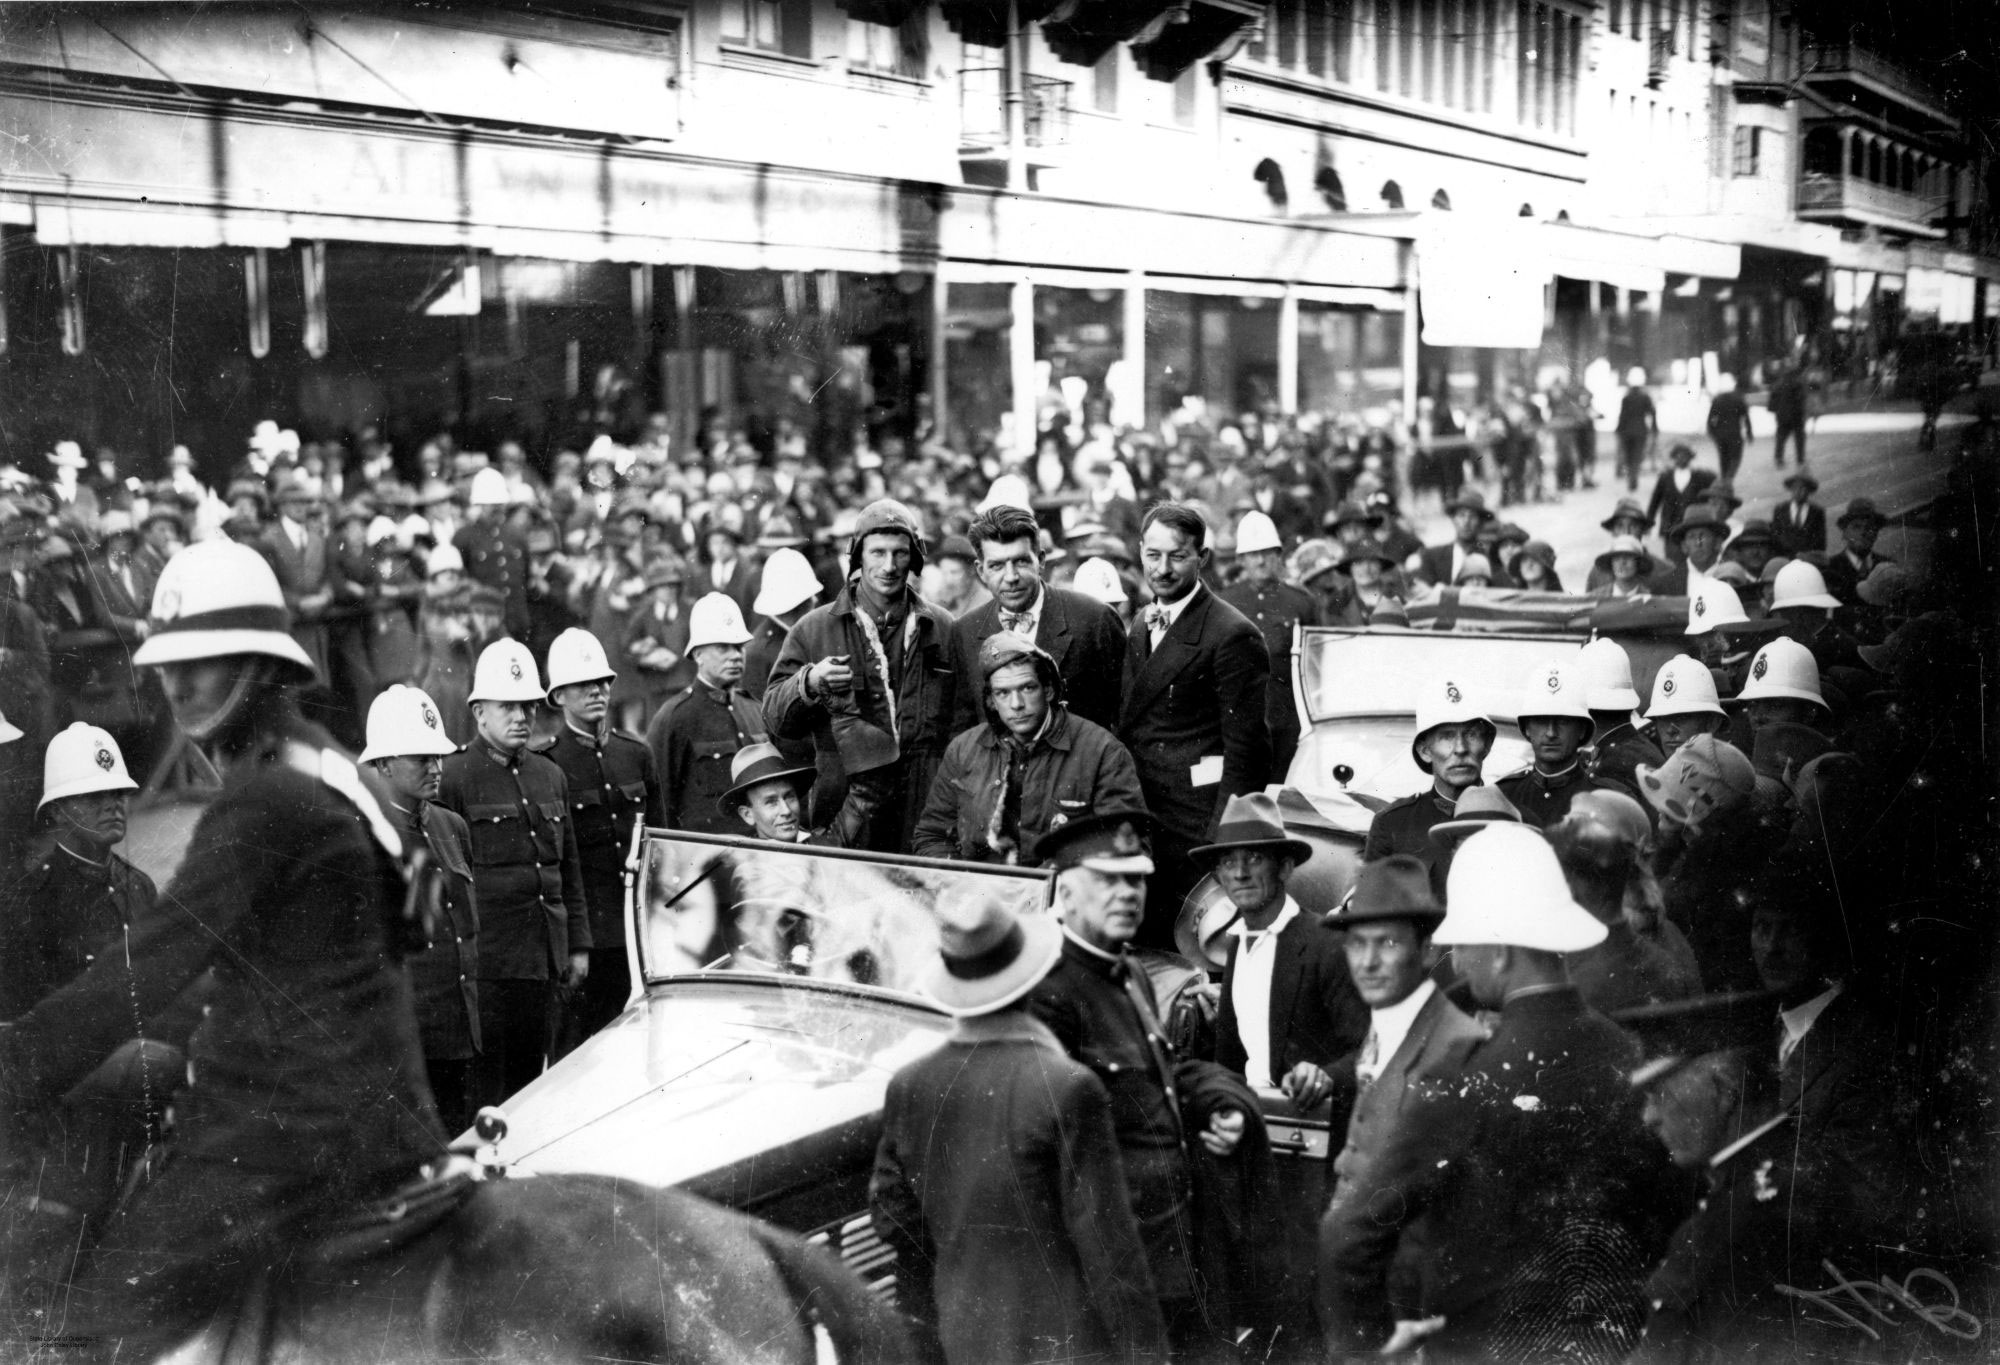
[1836,497,1886,529]
[1335,537,1398,571]
[1190,792,1313,867]
[719,741,816,814]
[925,894,1063,1018]
[1443,489,1496,521]
[1324,854,1442,929]
[1702,480,1744,512]
[1615,990,1785,1089]
[1782,468,1820,495]
[1727,519,1775,551]
[1325,501,1382,532]
[1427,784,1523,850]
[1664,504,1728,542]
[1599,498,1654,534]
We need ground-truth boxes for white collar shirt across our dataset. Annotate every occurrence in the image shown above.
[1778,981,1843,1065]
[1226,898,1300,1089]
[1358,978,1436,1085]
[1148,580,1203,648]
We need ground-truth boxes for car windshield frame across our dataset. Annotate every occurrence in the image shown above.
[627,829,1054,1003]
[1296,624,1587,726]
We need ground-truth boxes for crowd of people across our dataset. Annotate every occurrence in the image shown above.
[0,395,1992,1363]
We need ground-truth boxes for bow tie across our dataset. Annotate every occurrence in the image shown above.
[1001,612,1033,635]
[1143,604,1168,633]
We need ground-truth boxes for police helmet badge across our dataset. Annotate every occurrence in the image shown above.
[1693,595,1707,618]
[1111,821,1143,856]
[422,703,439,730]
[156,585,181,619]
[1445,681,1462,704]
[1545,670,1562,693]
[1751,654,1769,681]
[509,659,523,681]
[95,747,114,771]
[1661,675,1677,696]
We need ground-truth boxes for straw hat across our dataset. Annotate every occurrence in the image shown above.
[924,894,1063,1018]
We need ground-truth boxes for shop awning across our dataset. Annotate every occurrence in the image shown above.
[941,0,1070,50]
[1542,221,1667,294]
[1041,0,1181,66]
[1132,0,1264,78]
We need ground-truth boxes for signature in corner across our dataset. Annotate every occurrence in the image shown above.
[1775,1258,1984,1342]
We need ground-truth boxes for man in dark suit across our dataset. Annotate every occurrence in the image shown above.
[1118,504,1272,946]
[1321,857,1485,1340]
[696,522,760,626]
[1768,469,1827,558]
[1645,444,1717,567]
[1819,497,1892,606]
[1320,824,1678,1363]
[948,505,1127,736]
[872,894,1168,1365]
[1412,489,1500,588]
[1648,504,1730,598]
[261,469,333,677]
[1203,793,1368,1109]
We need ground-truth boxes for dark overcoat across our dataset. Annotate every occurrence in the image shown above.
[947,583,1129,735]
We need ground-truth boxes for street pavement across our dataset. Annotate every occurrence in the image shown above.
[1400,394,1967,590]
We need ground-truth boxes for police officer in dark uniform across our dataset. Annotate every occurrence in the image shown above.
[537,626,664,1048]
[453,467,530,638]
[646,593,765,835]
[1496,658,1606,829]
[1026,809,1249,1355]
[1361,674,1496,895]
[1577,637,1665,804]
[1220,510,1322,780]
[359,684,481,1135]
[0,723,175,1222]
[437,637,590,1111]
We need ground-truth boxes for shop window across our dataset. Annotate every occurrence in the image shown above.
[1732,126,1761,178]
[848,13,927,77]
[721,0,812,58]
[1380,179,1404,209]
[1093,48,1119,113]
[1430,188,1451,210]
[1317,166,1348,211]
[1519,202,1534,216]
[1255,159,1290,210]
[1173,66,1198,126]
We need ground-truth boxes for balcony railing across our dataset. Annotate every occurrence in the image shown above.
[1797,171,1944,237]
[1800,42,1950,122]
[959,68,1073,152]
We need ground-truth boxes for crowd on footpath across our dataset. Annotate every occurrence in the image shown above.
[0,382,1994,1364]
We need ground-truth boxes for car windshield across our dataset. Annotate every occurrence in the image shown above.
[1298,626,1585,724]
[632,831,1053,996]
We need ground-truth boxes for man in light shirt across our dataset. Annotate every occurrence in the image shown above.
[1201,793,1367,1117]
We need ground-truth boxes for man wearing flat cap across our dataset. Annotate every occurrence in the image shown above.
[914,631,1140,864]
[1026,810,1252,1355]
[1319,825,1678,1364]
[871,894,1168,1365]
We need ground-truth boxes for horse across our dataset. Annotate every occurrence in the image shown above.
[3,1162,914,1364]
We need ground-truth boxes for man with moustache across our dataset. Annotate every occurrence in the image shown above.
[1117,503,1272,946]
[359,684,481,1134]
[1361,676,1494,897]
[437,638,590,1109]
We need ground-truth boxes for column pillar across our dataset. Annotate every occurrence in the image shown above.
[1277,284,1300,413]
[1010,273,1037,456]
[1121,271,1147,429]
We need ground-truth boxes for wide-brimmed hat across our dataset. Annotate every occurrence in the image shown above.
[1324,501,1381,533]
[1615,990,1785,1088]
[1443,489,1497,521]
[925,894,1063,1017]
[1336,537,1398,571]
[1427,784,1523,850]
[1665,505,1729,543]
[1636,734,1755,830]
[719,741,816,813]
[46,440,88,470]
[1434,824,1607,953]
[1855,562,1910,608]
[1190,792,1313,867]
[1782,468,1820,495]
[1727,520,1775,552]
[1836,497,1886,529]
[1594,535,1656,577]
[1515,540,1557,576]
[1323,854,1443,929]
[1599,498,1653,534]
[756,515,808,550]
[1702,480,1744,512]
[1032,808,1155,875]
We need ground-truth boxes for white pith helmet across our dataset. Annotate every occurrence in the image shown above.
[469,638,545,704]
[1515,657,1592,725]
[545,627,617,699]
[1769,560,1841,612]
[1576,637,1640,712]
[1073,557,1128,606]
[1433,823,1608,953]
[1737,637,1826,709]
[39,722,138,812]
[1685,578,1749,636]
[468,468,510,507]
[1645,655,1727,720]
[1234,511,1282,556]
[358,685,459,763]
[1410,674,1495,773]
[687,593,754,651]
[753,548,821,618]
[132,540,315,676]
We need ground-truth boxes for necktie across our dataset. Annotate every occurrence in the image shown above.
[1356,1026,1381,1091]
[1001,612,1032,635]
